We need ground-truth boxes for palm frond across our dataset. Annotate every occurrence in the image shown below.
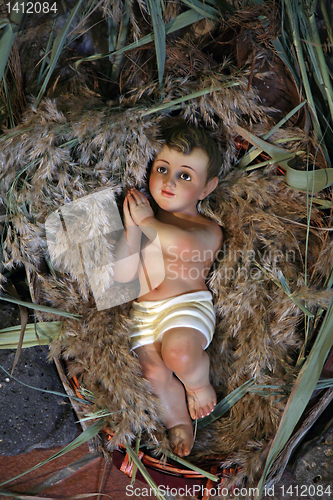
[234,124,333,192]
[108,0,130,81]
[146,0,166,87]
[196,379,255,430]
[124,444,167,500]
[0,294,80,319]
[141,82,240,116]
[0,321,62,349]
[75,8,213,69]
[181,0,219,19]
[239,101,307,168]
[36,0,86,106]
[277,0,333,165]
[257,295,333,495]
[166,451,220,481]
[0,2,25,83]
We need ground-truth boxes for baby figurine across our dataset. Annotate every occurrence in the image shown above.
[114,118,223,457]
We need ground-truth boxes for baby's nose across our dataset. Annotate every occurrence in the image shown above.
[163,173,176,186]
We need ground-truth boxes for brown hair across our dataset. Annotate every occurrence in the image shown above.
[159,118,222,181]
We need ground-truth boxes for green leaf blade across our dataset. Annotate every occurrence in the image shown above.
[75,8,206,68]
[0,294,80,319]
[0,321,62,349]
[36,0,86,106]
[0,2,26,82]
[146,0,166,86]
[257,295,333,495]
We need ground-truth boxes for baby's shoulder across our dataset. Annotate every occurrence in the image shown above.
[190,216,223,251]
[205,218,223,247]
[198,214,222,234]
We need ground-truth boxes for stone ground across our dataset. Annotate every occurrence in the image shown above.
[0,346,78,456]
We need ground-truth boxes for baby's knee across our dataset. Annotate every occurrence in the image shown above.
[161,328,204,370]
[162,342,196,373]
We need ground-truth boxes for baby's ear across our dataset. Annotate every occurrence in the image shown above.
[199,176,218,200]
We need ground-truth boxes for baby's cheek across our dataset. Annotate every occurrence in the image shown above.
[149,176,158,195]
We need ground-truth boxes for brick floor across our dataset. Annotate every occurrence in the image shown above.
[0,444,314,500]
[0,444,154,500]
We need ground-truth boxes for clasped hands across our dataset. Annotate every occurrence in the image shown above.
[123,187,154,227]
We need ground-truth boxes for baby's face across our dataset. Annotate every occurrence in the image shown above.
[149,145,211,214]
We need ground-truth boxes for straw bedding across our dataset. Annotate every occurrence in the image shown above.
[1,5,332,493]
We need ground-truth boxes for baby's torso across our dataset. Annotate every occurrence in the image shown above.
[137,216,221,302]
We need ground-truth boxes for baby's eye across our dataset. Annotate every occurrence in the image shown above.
[156,166,167,174]
[180,172,191,181]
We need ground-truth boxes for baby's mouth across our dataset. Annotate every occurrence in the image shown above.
[161,189,175,198]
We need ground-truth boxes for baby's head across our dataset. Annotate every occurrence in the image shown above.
[148,118,221,214]
[159,118,222,183]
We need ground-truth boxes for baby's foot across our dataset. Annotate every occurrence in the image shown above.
[168,423,194,457]
[186,383,216,420]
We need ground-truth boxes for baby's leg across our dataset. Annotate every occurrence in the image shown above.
[135,343,194,457]
[161,328,216,420]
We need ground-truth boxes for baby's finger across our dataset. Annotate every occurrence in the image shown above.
[123,196,132,213]
[125,195,135,213]
[134,189,149,204]
[123,199,136,225]
[123,197,130,213]
[129,189,141,204]
[123,198,130,217]
[127,193,137,207]
[124,192,133,204]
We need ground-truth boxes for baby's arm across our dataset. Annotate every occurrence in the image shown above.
[113,193,142,283]
[128,189,221,257]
